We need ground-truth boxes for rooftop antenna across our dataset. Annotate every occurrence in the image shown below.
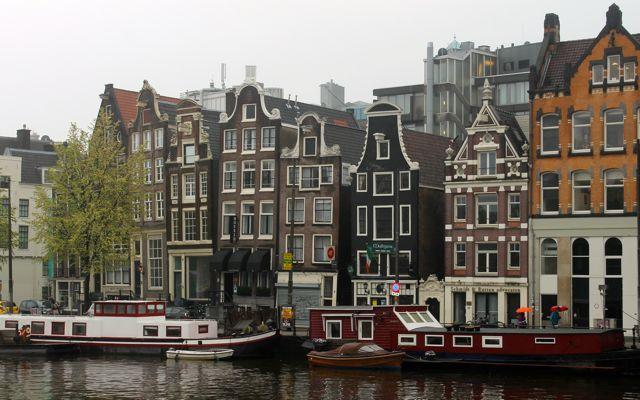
[294,95,299,110]
[221,63,227,89]
[286,94,292,109]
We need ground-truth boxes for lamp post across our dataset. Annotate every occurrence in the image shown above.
[0,177,12,312]
[287,158,297,335]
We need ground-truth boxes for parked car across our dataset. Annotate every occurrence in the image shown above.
[0,301,18,314]
[19,300,40,314]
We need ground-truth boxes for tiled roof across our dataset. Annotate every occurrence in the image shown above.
[323,124,366,165]
[202,110,222,159]
[4,148,58,184]
[403,130,450,188]
[492,106,528,153]
[264,96,359,129]
[111,88,180,128]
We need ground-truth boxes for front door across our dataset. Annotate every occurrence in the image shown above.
[223,273,234,304]
[506,293,520,325]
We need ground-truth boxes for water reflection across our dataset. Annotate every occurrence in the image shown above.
[0,356,639,399]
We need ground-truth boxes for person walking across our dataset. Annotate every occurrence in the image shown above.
[550,309,561,328]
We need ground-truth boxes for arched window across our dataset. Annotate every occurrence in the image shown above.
[572,238,589,275]
[605,238,622,276]
[604,109,624,150]
[572,112,591,152]
[604,169,624,213]
[541,172,559,214]
[572,171,591,213]
[541,238,557,275]
[541,114,559,154]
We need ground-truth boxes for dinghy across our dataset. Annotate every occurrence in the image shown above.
[166,348,234,361]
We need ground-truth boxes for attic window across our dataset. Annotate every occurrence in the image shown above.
[243,104,257,121]
[42,168,52,184]
[624,62,636,82]
[592,65,604,85]
[607,55,620,82]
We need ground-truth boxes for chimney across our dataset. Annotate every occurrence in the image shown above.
[605,3,622,30]
[17,124,31,150]
[245,65,257,83]
[424,42,434,134]
[544,13,560,43]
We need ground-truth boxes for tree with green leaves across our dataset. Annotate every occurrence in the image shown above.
[34,111,143,301]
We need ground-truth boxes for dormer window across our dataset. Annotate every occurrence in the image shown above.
[377,140,390,160]
[478,151,496,176]
[607,55,620,82]
[624,62,636,82]
[183,144,195,165]
[243,104,256,121]
[592,65,604,85]
[42,168,52,184]
[303,137,317,157]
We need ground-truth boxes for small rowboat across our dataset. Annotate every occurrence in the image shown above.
[166,348,234,361]
[307,342,404,369]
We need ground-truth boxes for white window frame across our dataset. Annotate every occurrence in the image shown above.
[397,334,416,346]
[478,151,496,176]
[223,161,237,191]
[144,130,152,151]
[476,242,498,275]
[508,193,520,220]
[356,206,367,236]
[535,337,556,345]
[240,201,255,237]
[607,54,620,83]
[260,159,275,190]
[183,209,197,241]
[313,197,333,224]
[171,211,180,241]
[325,320,342,339]
[147,237,163,289]
[356,173,367,192]
[131,132,141,152]
[399,171,410,190]
[377,140,390,160]
[454,195,466,222]
[183,173,196,199]
[155,158,164,183]
[399,205,411,236]
[155,191,164,220]
[144,160,152,184]
[170,175,178,199]
[571,111,591,153]
[199,172,208,197]
[154,128,164,149]
[320,165,333,185]
[455,243,466,269]
[221,202,236,239]
[508,242,520,269]
[482,336,503,348]
[624,62,636,82]
[286,198,305,224]
[183,143,195,165]
[453,335,473,348]
[242,128,256,153]
[373,172,393,196]
[299,166,320,190]
[200,208,209,241]
[373,205,394,241]
[604,169,624,214]
[144,193,153,221]
[541,172,559,215]
[476,193,498,226]
[592,64,604,85]
[261,126,276,150]
[312,234,332,264]
[540,114,560,155]
[303,137,317,157]
[572,170,591,215]
[425,335,445,347]
[604,109,624,151]
[357,250,379,277]
[242,103,257,122]
[357,319,374,340]
[286,234,304,263]
[287,166,299,186]
[258,201,274,238]
[223,129,237,152]
[242,160,256,191]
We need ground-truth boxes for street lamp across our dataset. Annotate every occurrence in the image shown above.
[372,133,400,305]
[0,177,12,313]
[287,157,297,335]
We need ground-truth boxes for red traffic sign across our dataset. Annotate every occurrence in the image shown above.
[391,281,400,296]
[326,246,336,261]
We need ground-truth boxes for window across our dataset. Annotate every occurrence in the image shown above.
[172,211,180,241]
[425,335,444,346]
[243,128,256,152]
[398,334,416,346]
[592,64,604,84]
[478,151,496,176]
[300,166,319,189]
[261,127,276,149]
[454,195,466,221]
[357,206,367,236]
[455,243,466,268]
[287,166,299,186]
[286,198,304,224]
[320,166,333,184]
[184,174,196,198]
[132,132,141,151]
[373,173,393,196]
[377,140,390,160]
[358,320,373,340]
[572,112,591,152]
[198,325,209,334]
[144,193,153,221]
[535,337,556,345]
[199,172,207,196]
[399,171,410,190]
[607,55,620,82]
[541,173,559,214]
[356,173,367,192]
[261,160,275,189]
[31,321,44,335]
[259,202,274,236]
[476,194,498,225]
[572,238,589,275]
[325,320,341,339]
[72,322,87,336]
[224,130,237,151]
[154,128,163,149]
[155,192,164,219]
[624,62,636,82]
[373,206,393,240]
[166,326,181,338]
[183,144,195,165]
[357,250,378,275]
[572,171,591,213]
[148,238,163,288]
[184,211,196,240]
[604,109,624,150]
[144,160,152,184]
[313,235,332,263]
[304,137,317,156]
[287,235,304,262]
[19,199,28,218]
[241,203,255,236]
[242,104,256,121]
[18,225,28,249]
[541,114,559,153]
[605,238,622,276]
[541,238,557,274]
[453,336,472,347]
[400,205,410,235]
[508,243,520,268]
[196,209,207,241]
[170,175,178,198]
[508,193,520,219]
[476,243,497,274]
[144,130,152,151]
[482,336,502,348]
[52,322,65,335]
[605,169,624,212]
[223,162,237,190]
[242,160,256,190]
[222,202,235,236]
[143,326,158,337]
[314,198,332,224]
[133,198,140,221]
[155,158,164,182]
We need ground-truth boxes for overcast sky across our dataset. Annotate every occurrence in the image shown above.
[1,0,638,141]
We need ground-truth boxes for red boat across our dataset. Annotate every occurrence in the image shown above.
[307,342,404,369]
[308,305,640,372]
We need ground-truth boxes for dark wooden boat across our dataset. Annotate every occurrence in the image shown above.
[0,343,79,356]
[307,342,405,369]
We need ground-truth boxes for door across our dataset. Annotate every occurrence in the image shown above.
[506,293,520,326]
[426,298,440,322]
[453,292,466,324]
[223,273,234,303]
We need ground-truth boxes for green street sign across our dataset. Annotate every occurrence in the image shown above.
[367,243,395,254]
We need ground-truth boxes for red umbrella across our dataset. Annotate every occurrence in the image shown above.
[516,307,533,313]
[551,306,568,312]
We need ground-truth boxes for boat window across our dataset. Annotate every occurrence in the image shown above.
[325,320,342,339]
[143,326,158,337]
[103,304,116,314]
[95,304,102,314]
[138,304,146,315]
[166,326,181,337]
[52,322,65,335]
[117,304,127,315]
[409,312,423,323]
[156,304,165,312]
[482,336,502,348]
[535,337,556,345]
[358,344,383,353]
[398,313,414,324]
[425,335,444,346]
[5,320,17,329]
[72,323,87,336]
[453,335,473,347]
[398,334,417,346]
[419,312,434,323]
[31,321,45,335]
[198,325,209,334]
[126,304,136,315]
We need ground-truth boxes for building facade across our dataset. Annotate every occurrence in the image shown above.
[529,5,639,330]
[443,81,530,325]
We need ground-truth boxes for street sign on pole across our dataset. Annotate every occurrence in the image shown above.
[326,246,335,261]
[368,243,395,254]
[283,252,293,271]
[390,281,400,297]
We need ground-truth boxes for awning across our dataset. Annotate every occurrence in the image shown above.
[247,250,271,272]
[212,249,233,271]
[227,249,251,272]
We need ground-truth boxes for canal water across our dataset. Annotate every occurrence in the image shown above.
[1,354,640,400]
